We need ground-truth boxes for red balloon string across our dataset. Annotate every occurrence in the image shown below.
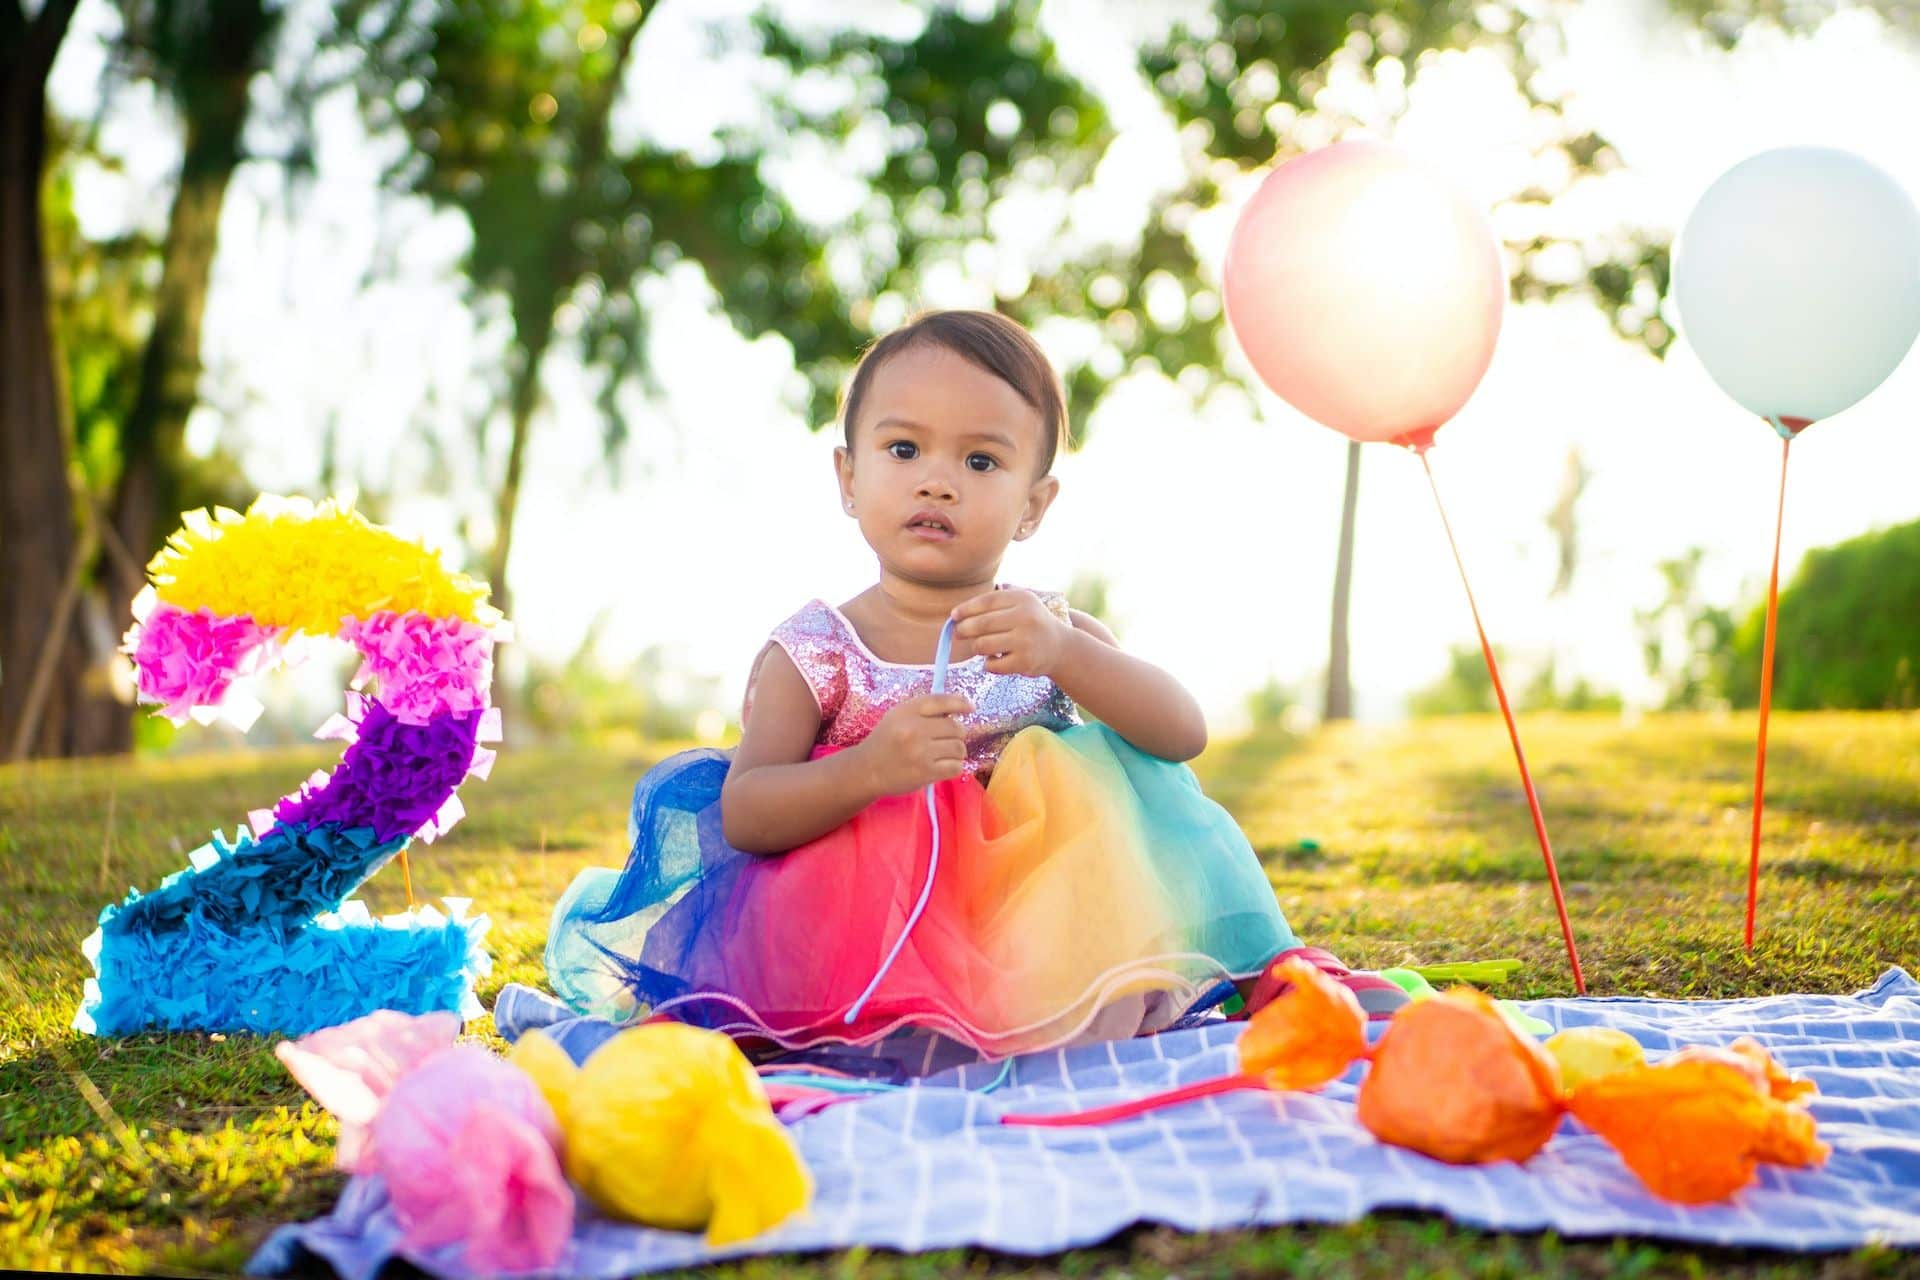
[1415,447,1587,995]
[1747,433,1793,951]
[1000,1073,1266,1128]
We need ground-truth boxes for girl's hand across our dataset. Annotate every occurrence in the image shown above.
[856,693,974,795]
[950,588,1074,678]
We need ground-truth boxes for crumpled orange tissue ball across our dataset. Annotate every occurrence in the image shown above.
[1665,1037,1819,1104]
[1356,986,1565,1165]
[1568,1054,1829,1203]
[1237,956,1370,1092]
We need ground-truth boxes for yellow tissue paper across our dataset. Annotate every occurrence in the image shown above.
[1545,1026,1646,1090]
[509,1022,812,1245]
[151,495,496,632]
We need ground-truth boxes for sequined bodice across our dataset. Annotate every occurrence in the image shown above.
[765,593,1081,775]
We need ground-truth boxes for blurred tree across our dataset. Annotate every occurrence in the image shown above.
[1245,672,1299,729]
[341,0,1143,624]
[1724,520,1920,710]
[101,0,282,683]
[1519,657,1622,713]
[38,135,162,754]
[1668,0,1920,46]
[1407,642,1496,716]
[1133,1,1678,725]
[339,0,1905,713]
[10,0,1906,757]
[1544,445,1591,597]
[1,0,86,759]
[519,612,723,744]
[45,126,254,580]
[1325,438,1359,719]
[2,0,281,757]
[1633,547,1738,710]
[1065,570,1116,634]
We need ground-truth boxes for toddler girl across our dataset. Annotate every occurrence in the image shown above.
[545,309,1309,1057]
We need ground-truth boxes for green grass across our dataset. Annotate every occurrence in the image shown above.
[2,714,1916,1277]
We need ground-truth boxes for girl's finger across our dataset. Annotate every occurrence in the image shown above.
[918,695,973,716]
[952,614,1006,639]
[965,628,1019,653]
[951,592,1019,622]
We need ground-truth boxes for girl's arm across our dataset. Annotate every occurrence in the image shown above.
[720,644,883,854]
[1051,609,1209,762]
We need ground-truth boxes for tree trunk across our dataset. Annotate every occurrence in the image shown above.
[486,311,554,627]
[483,13,645,626]
[1323,439,1361,722]
[1,0,88,760]
[104,0,267,731]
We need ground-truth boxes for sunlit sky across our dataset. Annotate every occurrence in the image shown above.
[50,0,1920,735]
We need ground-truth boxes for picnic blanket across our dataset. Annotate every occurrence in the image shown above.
[248,969,1920,1278]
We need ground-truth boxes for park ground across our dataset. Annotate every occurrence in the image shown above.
[2,712,1916,1277]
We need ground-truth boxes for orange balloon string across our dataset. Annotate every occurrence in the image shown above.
[1417,448,1586,995]
[1747,434,1792,951]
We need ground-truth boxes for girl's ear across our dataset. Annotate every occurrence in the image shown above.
[834,446,855,513]
[1014,473,1060,540]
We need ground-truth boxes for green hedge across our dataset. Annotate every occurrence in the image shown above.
[1725,519,1920,709]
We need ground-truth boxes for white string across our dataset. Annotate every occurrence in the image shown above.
[845,616,957,1025]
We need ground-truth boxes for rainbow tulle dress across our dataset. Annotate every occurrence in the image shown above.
[545,592,1299,1057]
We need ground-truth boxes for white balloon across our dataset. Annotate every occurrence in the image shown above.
[1674,146,1920,427]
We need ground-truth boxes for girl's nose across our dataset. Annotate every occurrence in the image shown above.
[916,470,957,500]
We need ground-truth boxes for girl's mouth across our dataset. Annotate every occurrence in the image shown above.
[905,512,956,540]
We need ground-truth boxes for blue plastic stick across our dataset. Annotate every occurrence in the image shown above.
[845,617,957,1025]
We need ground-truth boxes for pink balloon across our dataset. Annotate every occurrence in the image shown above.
[1223,140,1506,446]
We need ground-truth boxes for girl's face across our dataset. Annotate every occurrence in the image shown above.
[834,343,1059,588]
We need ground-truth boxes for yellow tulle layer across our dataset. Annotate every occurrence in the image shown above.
[150,494,497,632]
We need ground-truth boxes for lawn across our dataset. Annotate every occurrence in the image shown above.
[2,712,1915,1277]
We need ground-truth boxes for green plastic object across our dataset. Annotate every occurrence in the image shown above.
[1380,967,1437,998]
[1406,958,1523,986]
[1379,966,1553,1037]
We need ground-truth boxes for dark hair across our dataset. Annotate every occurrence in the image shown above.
[840,309,1066,474]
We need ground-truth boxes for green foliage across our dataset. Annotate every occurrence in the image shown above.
[1406,644,1495,716]
[42,125,251,535]
[1064,571,1115,633]
[1667,0,1920,49]
[1139,1,1675,362]
[1519,659,1623,714]
[1403,643,1623,721]
[43,143,150,505]
[1634,548,1739,711]
[1245,674,1299,729]
[752,0,1162,439]
[345,0,1132,452]
[516,617,728,745]
[1724,520,1920,711]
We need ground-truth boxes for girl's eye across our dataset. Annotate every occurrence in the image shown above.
[967,453,998,473]
[886,441,917,460]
